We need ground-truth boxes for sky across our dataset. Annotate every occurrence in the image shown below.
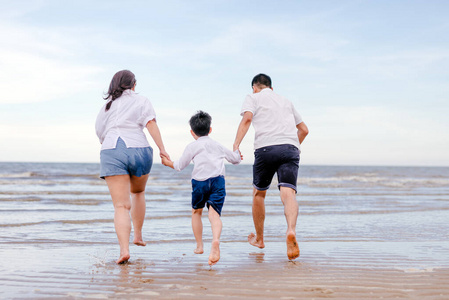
[0,0,448,166]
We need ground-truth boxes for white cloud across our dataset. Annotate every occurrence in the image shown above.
[0,21,103,104]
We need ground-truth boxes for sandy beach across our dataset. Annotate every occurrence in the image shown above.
[1,163,449,299]
[2,240,449,299]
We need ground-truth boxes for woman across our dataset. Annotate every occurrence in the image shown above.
[95,70,169,264]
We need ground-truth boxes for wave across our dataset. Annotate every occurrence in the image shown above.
[299,176,449,188]
[0,172,34,178]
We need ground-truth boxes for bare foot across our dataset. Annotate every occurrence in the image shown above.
[286,232,300,260]
[194,246,204,254]
[248,233,265,249]
[208,241,220,266]
[133,239,147,247]
[116,253,130,264]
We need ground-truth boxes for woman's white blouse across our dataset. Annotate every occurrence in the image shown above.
[95,90,156,150]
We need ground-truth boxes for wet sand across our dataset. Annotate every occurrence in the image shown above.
[2,240,449,299]
[2,164,449,298]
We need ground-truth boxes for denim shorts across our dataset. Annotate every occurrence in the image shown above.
[100,137,153,179]
[191,175,226,215]
[253,144,300,192]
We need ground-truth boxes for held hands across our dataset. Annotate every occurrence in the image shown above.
[238,149,243,160]
[161,155,174,169]
[159,149,170,160]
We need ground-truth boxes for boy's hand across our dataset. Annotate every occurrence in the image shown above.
[161,156,174,169]
[238,149,243,160]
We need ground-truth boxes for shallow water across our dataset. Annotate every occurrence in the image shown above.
[1,163,449,298]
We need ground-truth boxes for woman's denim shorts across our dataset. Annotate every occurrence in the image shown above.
[100,137,153,179]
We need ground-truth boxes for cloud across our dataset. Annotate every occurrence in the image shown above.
[0,21,103,104]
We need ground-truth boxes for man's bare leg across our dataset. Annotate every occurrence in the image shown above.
[208,207,222,266]
[280,186,300,260]
[130,174,149,246]
[105,175,132,264]
[248,188,266,249]
[192,208,204,254]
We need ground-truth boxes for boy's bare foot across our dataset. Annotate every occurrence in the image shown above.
[133,239,147,247]
[208,241,220,266]
[286,231,300,260]
[116,253,130,264]
[248,233,265,249]
[194,246,204,254]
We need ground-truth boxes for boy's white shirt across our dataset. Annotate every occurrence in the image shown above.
[173,136,241,181]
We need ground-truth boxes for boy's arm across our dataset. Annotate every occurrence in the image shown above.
[172,144,194,171]
[222,145,242,165]
[161,156,174,169]
[233,111,253,151]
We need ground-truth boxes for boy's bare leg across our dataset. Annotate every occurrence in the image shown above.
[280,186,300,260]
[130,174,149,246]
[192,208,204,254]
[105,175,132,264]
[248,188,266,249]
[208,206,222,266]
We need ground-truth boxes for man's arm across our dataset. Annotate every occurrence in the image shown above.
[233,111,253,151]
[297,122,309,144]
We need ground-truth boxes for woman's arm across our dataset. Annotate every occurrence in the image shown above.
[146,119,170,159]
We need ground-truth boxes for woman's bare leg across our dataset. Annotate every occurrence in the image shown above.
[105,175,132,264]
[130,174,149,246]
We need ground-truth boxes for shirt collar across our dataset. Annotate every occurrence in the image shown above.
[122,89,134,95]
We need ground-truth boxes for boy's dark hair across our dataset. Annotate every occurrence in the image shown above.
[251,73,272,88]
[189,110,212,137]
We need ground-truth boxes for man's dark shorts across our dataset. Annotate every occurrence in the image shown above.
[253,144,300,192]
[191,175,226,216]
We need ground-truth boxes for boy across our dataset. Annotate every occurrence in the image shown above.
[162,111,241,266]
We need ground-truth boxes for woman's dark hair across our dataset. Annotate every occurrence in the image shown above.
[189,110,212,137]
[103,70,136,111]
[251,73,272,88]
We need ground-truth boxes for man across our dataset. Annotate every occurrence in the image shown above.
[233,73,309,260]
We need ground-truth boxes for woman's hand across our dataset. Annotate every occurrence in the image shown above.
[159,149,170,160]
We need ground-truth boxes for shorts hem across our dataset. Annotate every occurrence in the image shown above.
[277,183,297,193]
[253,183,270,191]
[207,202,222,216]
[99,171,129,180]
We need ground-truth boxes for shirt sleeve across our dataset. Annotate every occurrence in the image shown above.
[292,102,303,125]
[173,143,194,171]
[220,143,241,165]
[240,94,256,116]
[95,108,105,143]
[139,98,157,127]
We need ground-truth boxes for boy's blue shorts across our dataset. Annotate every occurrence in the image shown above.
[191,175,226,216]
[100,137,153,179]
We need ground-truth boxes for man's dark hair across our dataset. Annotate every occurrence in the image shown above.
[189,110,211,137]
[251,73,272,88]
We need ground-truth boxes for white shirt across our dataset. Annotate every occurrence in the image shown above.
[173,136,241,181]
[240,88,303,150]
[95,90,156,150]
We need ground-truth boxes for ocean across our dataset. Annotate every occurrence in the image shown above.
[1,162,449,298]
